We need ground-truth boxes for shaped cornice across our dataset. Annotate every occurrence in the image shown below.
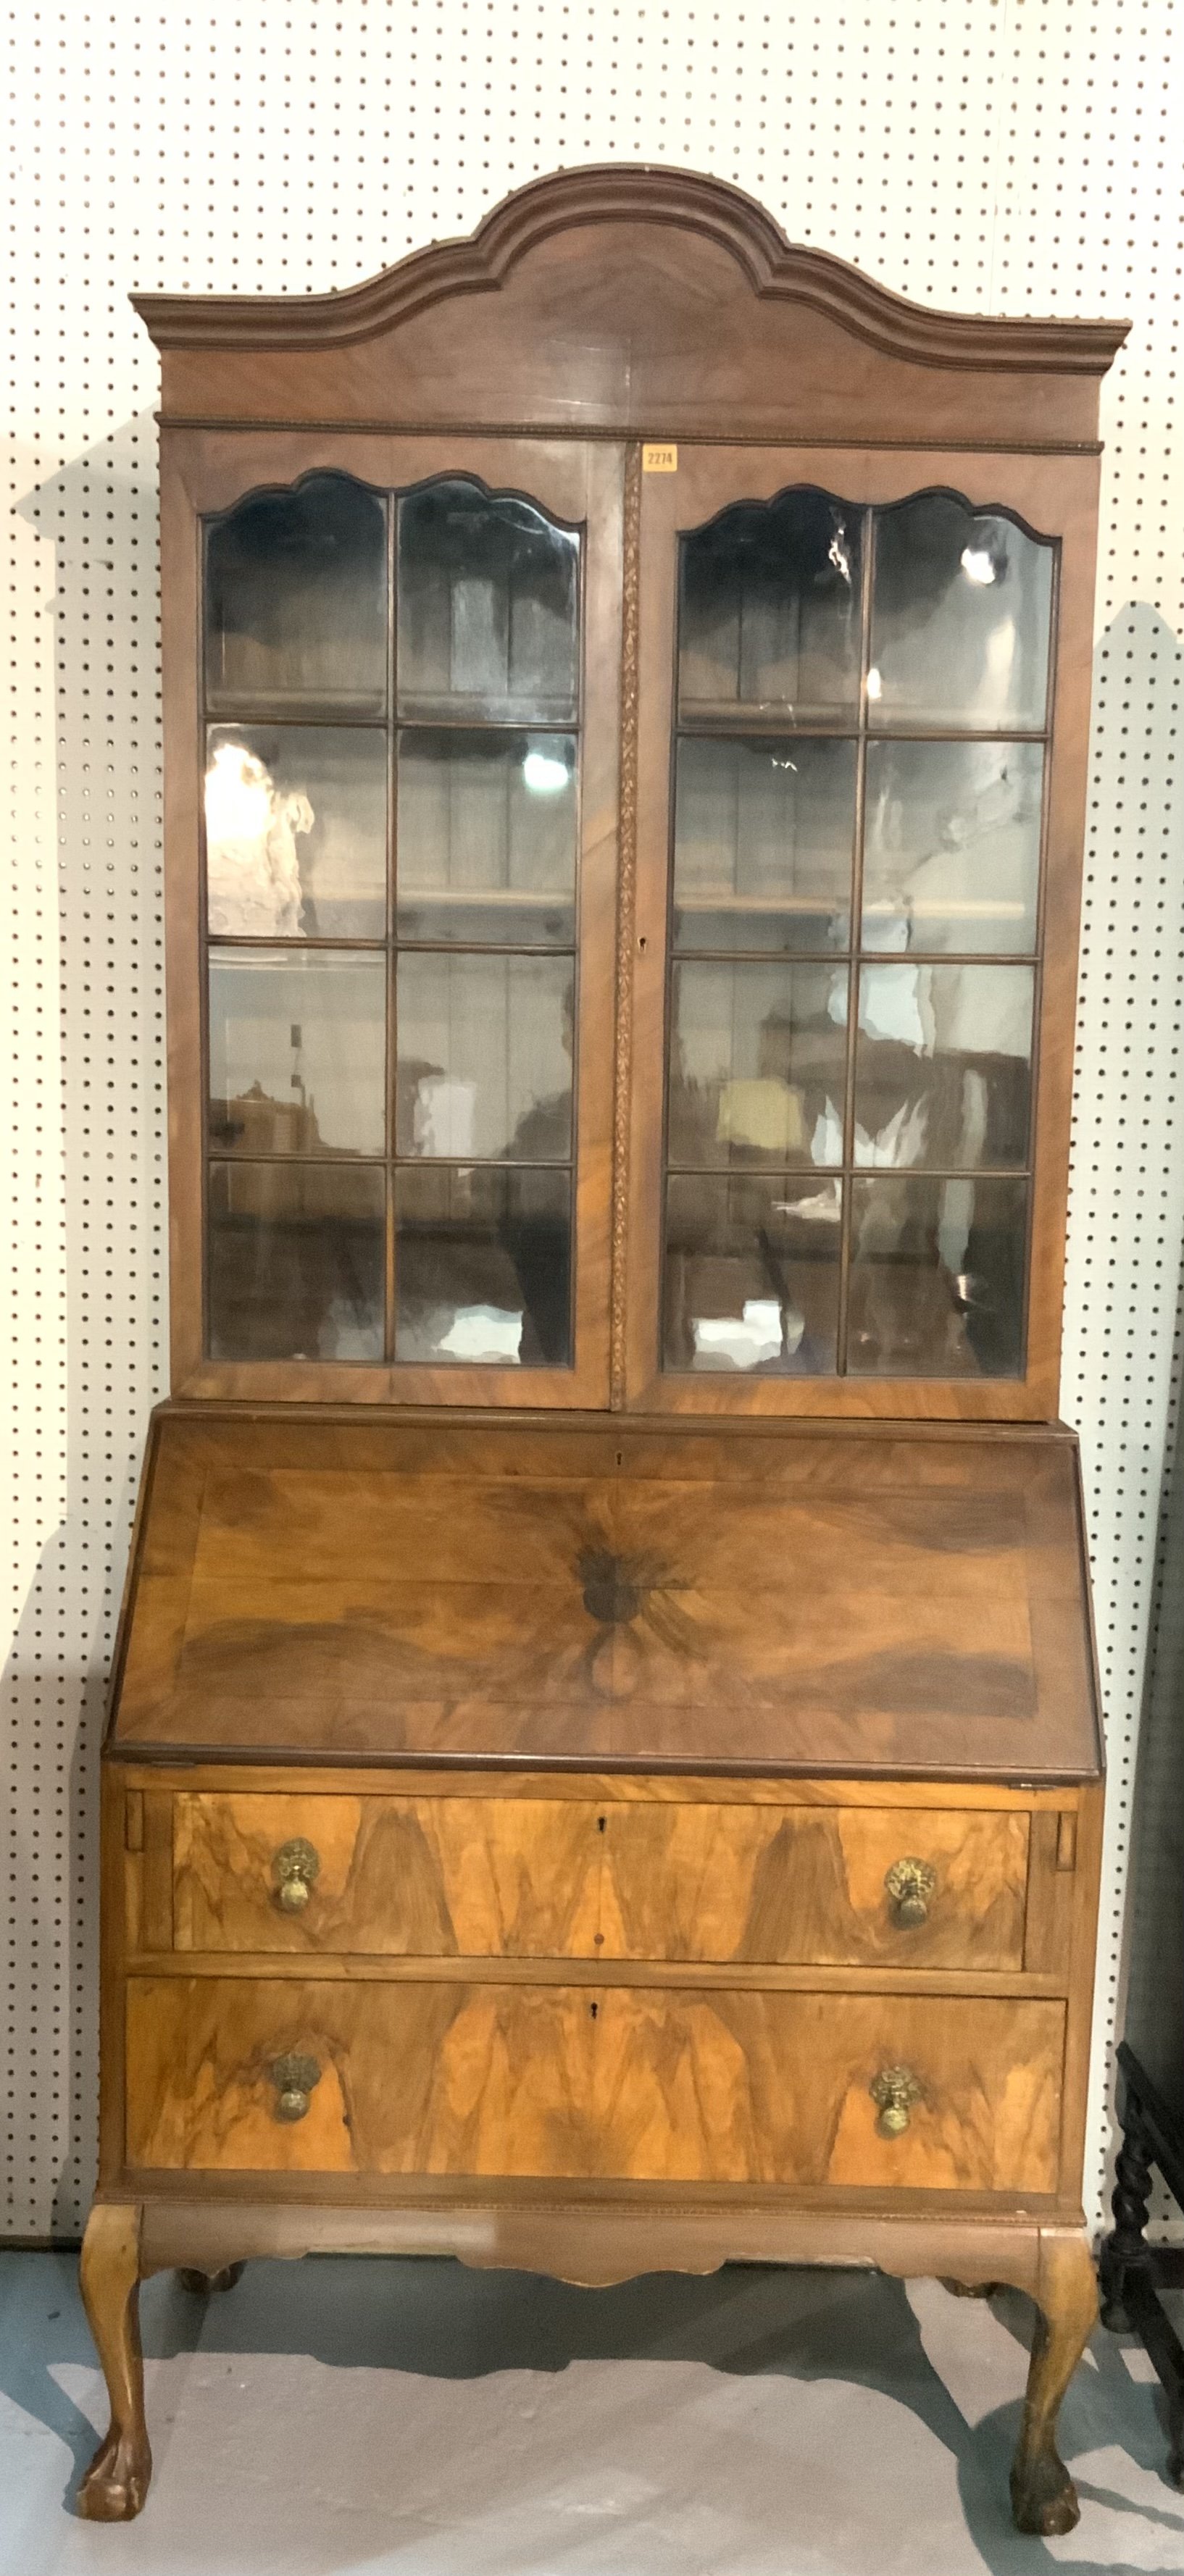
[133,162,1128,376]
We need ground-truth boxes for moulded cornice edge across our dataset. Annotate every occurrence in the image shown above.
[130,162,1130,375]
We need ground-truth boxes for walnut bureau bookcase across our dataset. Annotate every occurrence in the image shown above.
[80,167,1126,2533]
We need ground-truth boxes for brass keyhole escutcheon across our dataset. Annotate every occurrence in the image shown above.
[271,2053,320,2123]
[272,1838,320,1914]
[885,1857,937,1928]
[870,2065,923,2138]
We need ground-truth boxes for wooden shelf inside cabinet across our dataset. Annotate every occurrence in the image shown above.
[77,164,1123,2538]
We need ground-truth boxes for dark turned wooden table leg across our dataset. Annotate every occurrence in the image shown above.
[1100,2044,1184,2488]
[1100,2071,1155,2332]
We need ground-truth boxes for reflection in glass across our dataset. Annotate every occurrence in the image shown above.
[846,1174,1028,1376]
[396,729,576,945]
[664,1173,842,1372]
[668,961,847,1169]
[208,1161,385,1361]
[205,726,388,939]
[205,474,388,716]
[870,498,1052,731]
[672,737,856,953]
[397,953,573,1162]
[862,739,1043,955]
[208,950,387,1158]
[852,961,1034,1171]
[398,481,579,721]
[395,1166,571,1365]
[678,491,862,722]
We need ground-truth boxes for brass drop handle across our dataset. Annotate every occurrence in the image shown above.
[871,2065,923,2138]
[271,2053,320,2123]
[272,1837,320,1913]
[885,1857,937,1928]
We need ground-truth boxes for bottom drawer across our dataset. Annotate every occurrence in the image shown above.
[125,1979,1064,2194]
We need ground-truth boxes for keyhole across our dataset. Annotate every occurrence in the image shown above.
[590,2001,599,2020]
[597,1815,606,1833]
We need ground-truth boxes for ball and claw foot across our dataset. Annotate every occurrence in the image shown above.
[78,2425,152,2523]
[178,2262,244,2294]
[1010,2445,1080,2537]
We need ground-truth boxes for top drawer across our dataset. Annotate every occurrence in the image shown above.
[165,1791,1031,1970]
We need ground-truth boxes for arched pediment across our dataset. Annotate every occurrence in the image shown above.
[134,163,1128,446]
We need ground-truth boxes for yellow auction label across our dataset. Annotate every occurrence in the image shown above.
[642,443,678,472]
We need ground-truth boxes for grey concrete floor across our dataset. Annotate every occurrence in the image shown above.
[1,2249,1182,2574]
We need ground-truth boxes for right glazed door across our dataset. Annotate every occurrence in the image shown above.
[625,443,1098,1419]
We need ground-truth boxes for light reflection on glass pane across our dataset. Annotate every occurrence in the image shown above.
[679,491,862,721]
[208,1160,385,1362]
[208,950,387,1158]
[672,736,856,954]
[396,729,576,945]
[664,1172,842,1373]
[853,962,1033,1171]
[398,482,579,721]
[397,953,573,1162]
[205,726,388,940]
[205,474,388,716]
[846,1174,1028,1376]
[668,960,847,1170]
[395,1165,571,1365]
[862,740,1043,956]
[869,498,1053,731]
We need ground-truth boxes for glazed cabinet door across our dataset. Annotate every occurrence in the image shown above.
[163,430,622,1404]
[624,443,1099,1418]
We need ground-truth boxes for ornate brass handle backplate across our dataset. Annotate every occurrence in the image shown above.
[870,2065,923,2137]
[272,1838,320,1913]
[271,2053,321,2123]
[885,1857,937,1928]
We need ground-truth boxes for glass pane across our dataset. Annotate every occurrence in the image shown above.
[205,474,387,716]
[395,1166,571,1366]
[396,729,576,946]
[397,954,572,1162]
[208,950,387,1158]
[847,1174,1028,1376]
[870,498,1052,731]
[862,740,1043,955]
[398,481,579,722]
[678,491,862,723]
[668,961,847,1170]
[205,726,387,939]
[853,962,1034,1171]
[664,1174,842,1373]
[208,1161,385,1362]
[672,737,856,954]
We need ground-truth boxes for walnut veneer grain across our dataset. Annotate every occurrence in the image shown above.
[171,1790,1029,1970]
[125,1976,1064,2195]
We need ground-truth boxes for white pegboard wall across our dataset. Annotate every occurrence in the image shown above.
[4,0,1184,2240]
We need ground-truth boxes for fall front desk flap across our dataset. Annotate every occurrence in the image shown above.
[109,1408,1102,1780]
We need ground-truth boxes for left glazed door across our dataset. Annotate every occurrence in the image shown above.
[162,432,623,1404]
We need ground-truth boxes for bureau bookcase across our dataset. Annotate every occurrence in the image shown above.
[79,167,1125,2535]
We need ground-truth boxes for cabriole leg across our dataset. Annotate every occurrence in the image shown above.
[1010,2232,1097,2536]
[78,2203,151,2521]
